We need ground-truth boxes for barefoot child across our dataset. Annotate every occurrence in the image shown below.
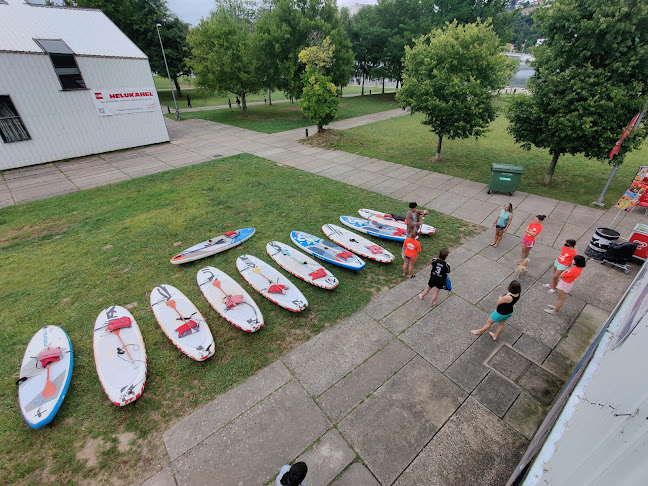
[491,203,513,248]
[418,249,450,306]
[471,280,521,341]
[517,215,545,263]
[402,230,421,278]
[545,255,586,314]
[544,239,576,293]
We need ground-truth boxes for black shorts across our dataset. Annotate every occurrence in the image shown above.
[428,277,445,289]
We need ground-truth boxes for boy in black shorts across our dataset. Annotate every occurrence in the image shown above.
[418,249,450,307]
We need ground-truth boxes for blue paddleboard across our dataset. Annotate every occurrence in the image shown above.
[290,231,365,270]
[339,216,407,242]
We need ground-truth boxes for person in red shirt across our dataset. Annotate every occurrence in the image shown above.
[402,230,421,278]
[544,239,577,293]
[517,215,546,263]
[545,255,586,314]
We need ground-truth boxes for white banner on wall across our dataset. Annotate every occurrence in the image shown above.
[91,89,159,116]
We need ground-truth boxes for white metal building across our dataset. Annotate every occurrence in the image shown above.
[0,0,169,170]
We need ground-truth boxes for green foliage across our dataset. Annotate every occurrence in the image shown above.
[298,39,339,132]
[506,0,648,183]
[508,10,540,51]
[397,20,516,157]
[187,0,265,114]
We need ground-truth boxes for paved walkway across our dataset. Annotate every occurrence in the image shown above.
[1,110,645,485]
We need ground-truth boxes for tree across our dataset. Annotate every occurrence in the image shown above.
[348,5,386,95]
[397,20,516,159]
[299,38,339,132]
[506,0,648,185]
[187,1,265,115]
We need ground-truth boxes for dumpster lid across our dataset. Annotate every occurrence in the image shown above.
[491,163,524,174]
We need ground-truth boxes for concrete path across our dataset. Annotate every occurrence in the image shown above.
[1,109,645,485]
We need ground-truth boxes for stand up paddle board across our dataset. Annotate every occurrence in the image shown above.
[236,255,308,312]
[93,306,147,407]
[322,224,395,263]
[170,227,256,264]
[150,285,215,360]
[17,326,73,429]
[290,231,366,270]
[267,241,339,290]
[339,216,407,242]
[197,266,264,332]
[359,209,436,235]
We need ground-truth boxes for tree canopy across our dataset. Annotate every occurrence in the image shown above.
[299,37,339,132]
[506,0,648,184]
[397,20,516,159]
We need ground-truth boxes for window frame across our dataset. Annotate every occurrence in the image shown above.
[0,95,31,143]
[34,38,87,91]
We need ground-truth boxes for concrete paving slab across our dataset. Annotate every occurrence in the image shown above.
[387,165,422,180]
[380,294,439,334]
[486,190,529,208]
[141,467,176,486]
[282,311,393,396]
[363,277,423,320]
[448,179,488,198]
[516,193,558,216]
[497,242,556,279]
[398,186,442,206]
[517,362,564,405]
[445,245,476,269]
[338,357,467,485]
[551,223,589,250]
[370,177,410,196]
[426,192,469,215]
[452,199,499,225]
[171,381,330,486]
[163,361,292,461]
[542,350,576,382]
[504,392,548,440]
[472,372,521,418]
[317,340,415,423]
[513,333,552,363]
[479,233,520,260]
[475,272,535,315]
[532,218,564,247]
[294,429,355,486]
[389,182,423,201]
[449,254,513,304]
[549,200,575,222]
[463,227,500,253]
[488,345,532,382]
[332,463,380,485]
[568,258,636,312]
[473,187,493,201]
[339,170,383,187]
[394,398,528,486]
[402,295,489,371]
[356,174,390,190]
[416,171,454,189]
[12,185,78,203]
[567,204,604,228]
[555,303,609,362]
[328,167,358,182]
[444,327,522,392]
[362,160,396,173]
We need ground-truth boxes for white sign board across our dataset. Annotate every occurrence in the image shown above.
[91,89,159,116]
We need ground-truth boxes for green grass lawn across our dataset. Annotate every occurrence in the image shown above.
[175,93,400,134]
[0,154,477,484]
[308,108,648,207]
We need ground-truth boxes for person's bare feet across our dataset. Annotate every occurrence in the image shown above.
[429,301,436,307]
[418,293,424,300]
[470,329,483,335]
[488,331,498,341]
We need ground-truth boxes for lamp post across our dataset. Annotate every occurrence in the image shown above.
[155,23,180,121]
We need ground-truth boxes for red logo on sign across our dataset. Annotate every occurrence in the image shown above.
[95,93,103,99]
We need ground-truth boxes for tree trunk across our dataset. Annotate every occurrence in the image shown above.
[268,88,272,106]
[382,77,385,94]
[174,78,182,97]
[543,152,561,185]
[340,85,343,97]
[241,93,247,116]
[361,74,364,96]
[436,134,443,160]
[318,124,324,134]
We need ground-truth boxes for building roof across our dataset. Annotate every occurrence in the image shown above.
[0,0,147,59]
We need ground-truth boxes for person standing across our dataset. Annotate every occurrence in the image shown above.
[276,462,308,486]
[471,280,521,341]
[544,239,577,293]
[517,215,546,263]
[402,230,421,278]
[491,203,513,248]
[236,96,241,107]
[228,98,232,110]
[418,249,450,307]
[186,94,191,108]
[405,202,428,236]
[545,255,586,314]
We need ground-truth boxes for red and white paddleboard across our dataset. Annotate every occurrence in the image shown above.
[170,227,256,264]
[322,224,395,263]
[359,209,436,235]
[197,266,264,333]
[236,255,308,312]
[150,285,215,360]
[93,306,147,407]
[266,241,339,290]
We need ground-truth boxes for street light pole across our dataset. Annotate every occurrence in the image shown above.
[155,23,180,121]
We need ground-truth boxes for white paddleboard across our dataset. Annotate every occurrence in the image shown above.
[170,227,255,264]
[236,254,308,312]
[266,241,339,290]
[339,216,407,242]
[17,326,73,429]
[93,306,147,407]
[290,231,366,270]
[322,224,395,263]
[197,266,264,332]
[150,285,215,360]
[359,209,436,235]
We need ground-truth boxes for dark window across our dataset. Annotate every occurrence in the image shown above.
[0,96,30,143]
[34,39,86,90]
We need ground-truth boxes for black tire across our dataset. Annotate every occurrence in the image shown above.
[509,192,513,196]
[487,189,492,194]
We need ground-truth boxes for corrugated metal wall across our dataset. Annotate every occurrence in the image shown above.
[0,53,169,170]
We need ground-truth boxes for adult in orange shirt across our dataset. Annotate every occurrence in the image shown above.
[402,230,421,278]
[544,239,576,293]
[545,255,586,314]
[517,215,546,263]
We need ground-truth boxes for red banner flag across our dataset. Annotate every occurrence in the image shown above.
[609,112,641,160]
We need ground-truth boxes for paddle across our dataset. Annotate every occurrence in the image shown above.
[251,266,287,294]
[166,299,191,325]
[111,328,135,365]
[42,365,56,399]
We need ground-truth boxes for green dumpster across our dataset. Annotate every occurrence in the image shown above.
[488,164,524,195]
